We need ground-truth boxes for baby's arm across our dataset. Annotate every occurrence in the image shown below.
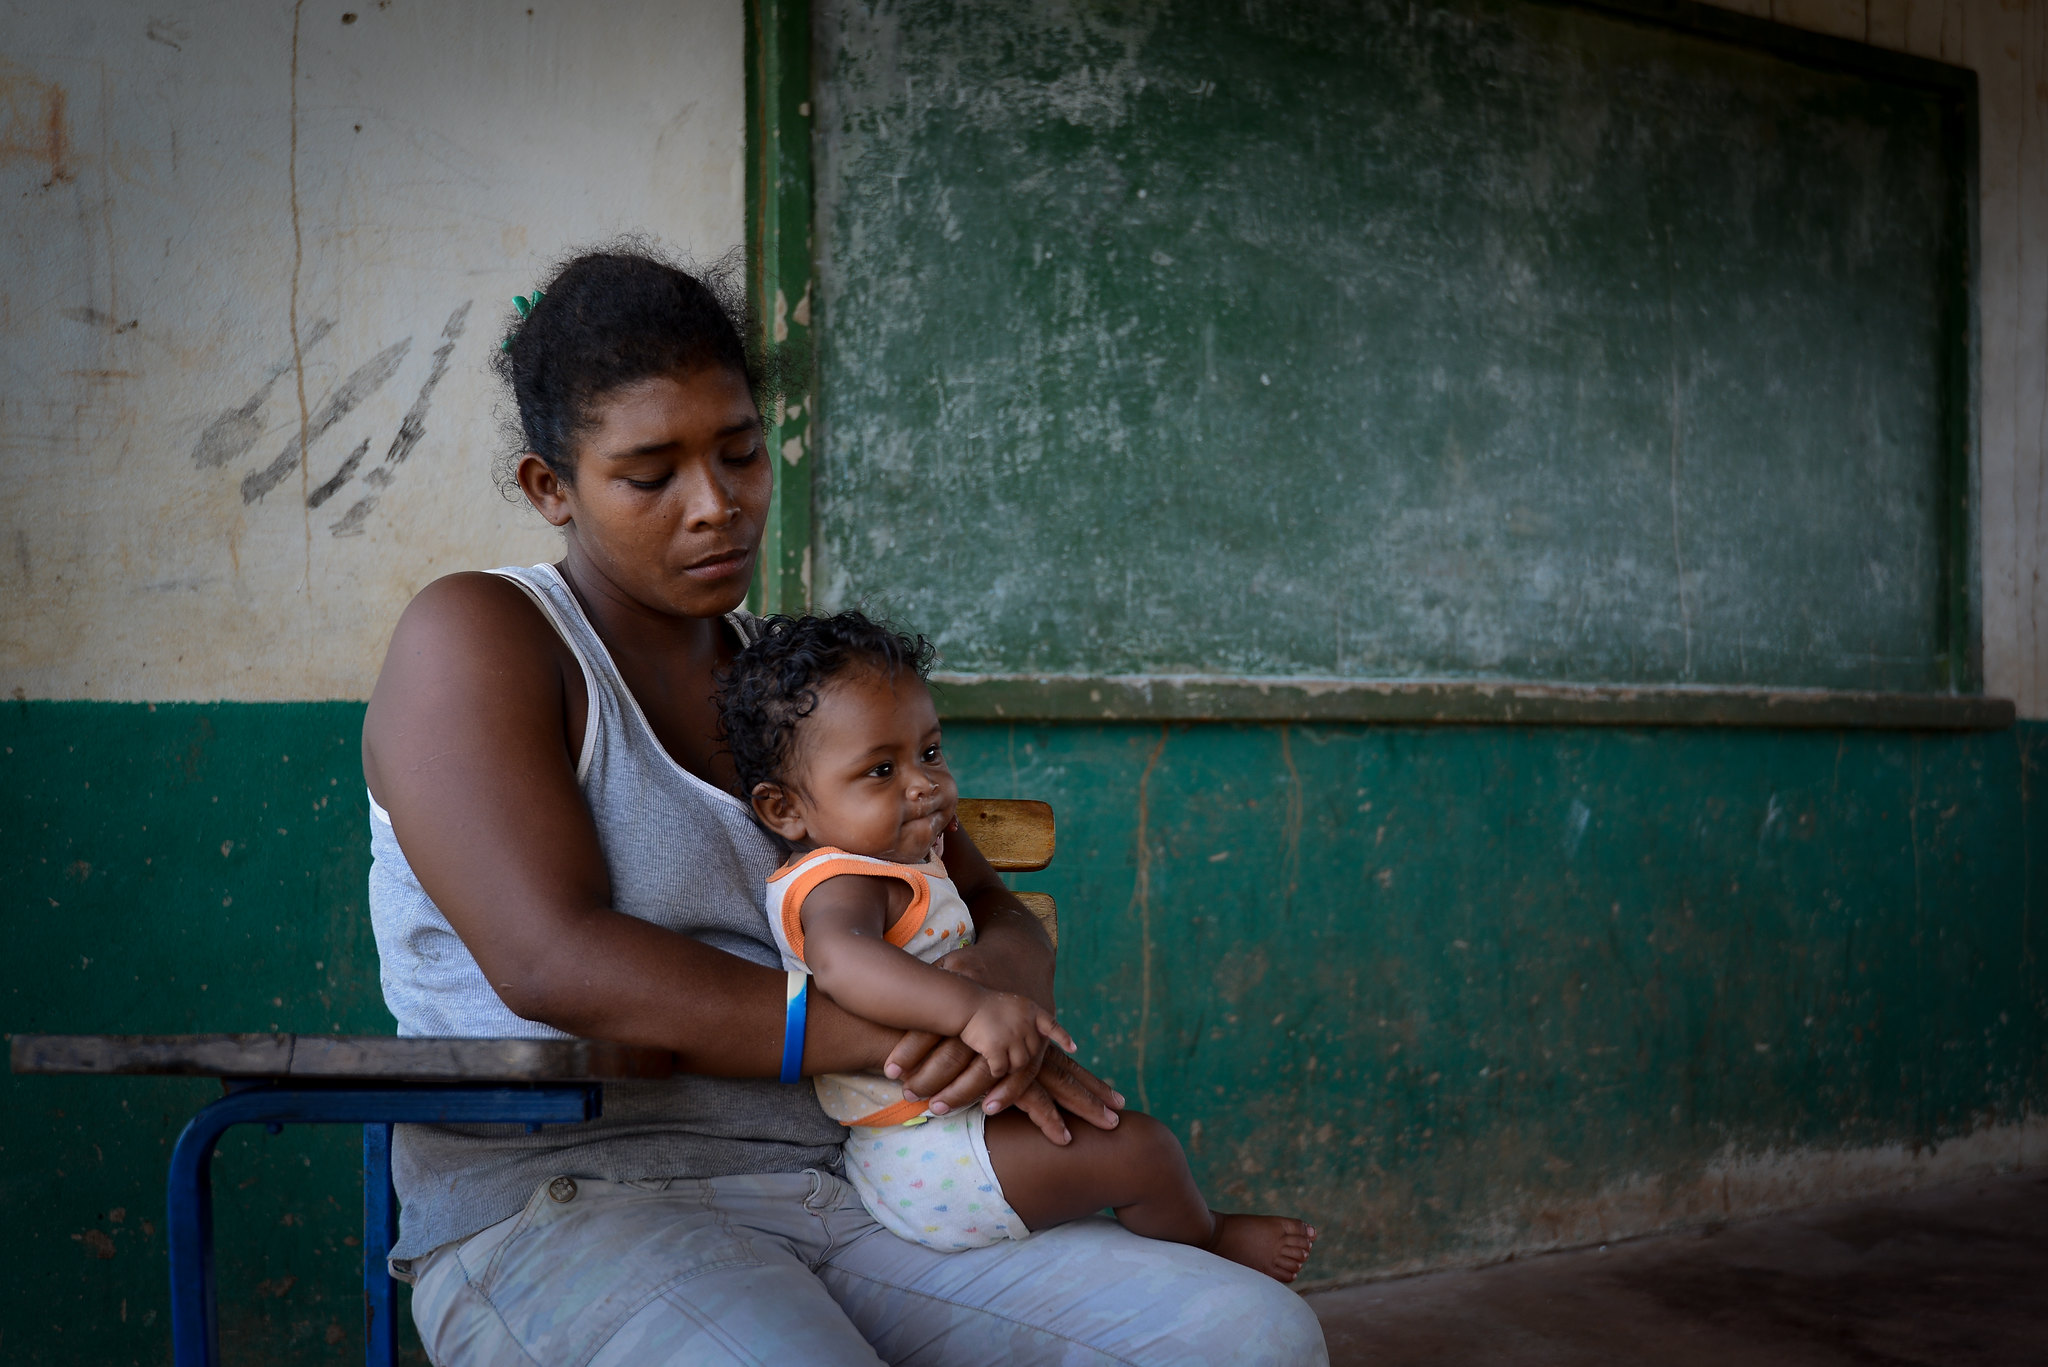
[801,875,1073,1077]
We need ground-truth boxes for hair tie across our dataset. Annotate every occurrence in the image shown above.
[501,289,544,351]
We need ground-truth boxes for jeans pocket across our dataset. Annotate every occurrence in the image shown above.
[461,1179,553,1299]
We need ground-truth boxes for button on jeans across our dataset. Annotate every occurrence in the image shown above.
[408,1170,1327,1366]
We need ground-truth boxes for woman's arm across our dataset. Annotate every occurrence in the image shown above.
[361,574,1112,1135]
[800,875,1074,1076]
[362,573,895,1075]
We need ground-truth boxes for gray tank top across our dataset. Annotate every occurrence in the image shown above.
[368,563,844,1260]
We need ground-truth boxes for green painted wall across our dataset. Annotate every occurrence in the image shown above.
[1,703,418,1366]
[5,703,2043,1360]
[965,718,2047,1272]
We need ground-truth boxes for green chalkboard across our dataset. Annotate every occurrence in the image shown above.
[811,0,1973,692]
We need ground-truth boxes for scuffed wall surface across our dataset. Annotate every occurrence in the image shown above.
[5,706,2040,1356]
[813,0,1973,693]
[0,0,743,702]
[1691,0,2047,715]
[1,703,400,1362]
[955,717,2048,1281]
[1,0,2035,709]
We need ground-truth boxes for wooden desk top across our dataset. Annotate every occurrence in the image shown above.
[9,1034,676,1082]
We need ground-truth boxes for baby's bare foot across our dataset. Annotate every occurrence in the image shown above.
[1206,1212,1317,1283]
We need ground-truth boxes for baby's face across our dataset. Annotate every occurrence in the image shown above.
[767,666,958,863]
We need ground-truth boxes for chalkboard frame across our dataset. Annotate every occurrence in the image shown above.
[746,0,817,618]
[751,0,1999,729]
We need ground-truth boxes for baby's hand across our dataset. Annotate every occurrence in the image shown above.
[959,992,1076,1079]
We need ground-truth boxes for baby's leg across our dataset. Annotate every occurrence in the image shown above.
[982,1108,1316,1282]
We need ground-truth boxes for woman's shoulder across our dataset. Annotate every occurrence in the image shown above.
[391,570,566,662]
[402,566,547,618]
[368,570,579,745]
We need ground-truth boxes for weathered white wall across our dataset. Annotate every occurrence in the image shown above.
[1698,0,2044,716]
[3,0,2040,711]
[0,0,742,701]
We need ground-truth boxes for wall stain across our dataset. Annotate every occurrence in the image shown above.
[319,299,471,534]
[305,437,370,510]
[188,319,334,468]
[60,306,137,334]
[145,17,190,51]
[241,337,411,504]
[1128,727,1168,1111]
[380,300,471,469]
[1280,724,1303,918]
[0,60,72,186]
[286,0,311,579]
[327,497,377,538]
[96,61,117,322]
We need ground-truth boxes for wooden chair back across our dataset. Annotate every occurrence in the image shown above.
[955,799,1057,947]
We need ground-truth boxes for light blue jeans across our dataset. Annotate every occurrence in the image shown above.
[408,1170,1328,1366]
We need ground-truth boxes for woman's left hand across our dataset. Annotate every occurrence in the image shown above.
[887,1031,1122,1145]
[884,938,1121,1143]
[893,818,1109,1138]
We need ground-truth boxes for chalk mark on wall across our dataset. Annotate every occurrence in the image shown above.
[327,497,377,538]
[325,301,472,537]
[242,336,413,503]
[144,17,189,51]
[187,319,334,468]
[306,436,371,509]
[383,301,471,469]
[188,300,471,535]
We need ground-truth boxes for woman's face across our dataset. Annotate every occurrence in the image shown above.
[523,364,773,619]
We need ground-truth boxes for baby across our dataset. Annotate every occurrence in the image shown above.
[717,610,1315,1282]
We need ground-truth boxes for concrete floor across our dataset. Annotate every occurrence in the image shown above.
[1306,1170,2048,1366]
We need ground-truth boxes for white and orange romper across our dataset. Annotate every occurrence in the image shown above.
[765,845,1027,1251]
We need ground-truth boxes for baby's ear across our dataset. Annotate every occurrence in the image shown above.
[750,781,809,843]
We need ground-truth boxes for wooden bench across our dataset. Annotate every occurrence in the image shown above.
[10,799,1057,1367]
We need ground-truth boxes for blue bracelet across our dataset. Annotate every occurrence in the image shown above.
[779,970,809,1084]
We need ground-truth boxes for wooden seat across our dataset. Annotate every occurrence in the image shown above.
[955,798,1058,947]
[9,1033,675,1083]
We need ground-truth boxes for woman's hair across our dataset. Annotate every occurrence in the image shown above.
[493,240,789,484]
[717,610,937,801]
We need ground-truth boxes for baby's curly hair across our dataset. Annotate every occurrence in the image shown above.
[717,610,937,804]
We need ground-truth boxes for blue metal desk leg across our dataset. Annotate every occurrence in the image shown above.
[166,1086,597,1367]
[364,1124,399,1367]
[166,1101,229,1367]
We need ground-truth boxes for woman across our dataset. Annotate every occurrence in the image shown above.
[362,247,1329,1365]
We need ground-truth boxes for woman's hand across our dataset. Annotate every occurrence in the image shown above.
[884,1029,1123,1145]
[902,823,1112,1139]
[923,939,1016,994]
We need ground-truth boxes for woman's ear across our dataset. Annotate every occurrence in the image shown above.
[750,782,809,843]
[515,453,575,528]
